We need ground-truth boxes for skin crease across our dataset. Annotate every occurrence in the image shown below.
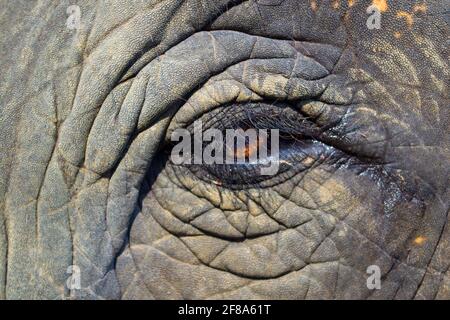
[0,0,448,299]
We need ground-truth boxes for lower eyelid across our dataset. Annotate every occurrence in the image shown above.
[181,139,332,189]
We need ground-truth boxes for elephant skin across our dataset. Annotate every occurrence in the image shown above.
[0,0,448,299]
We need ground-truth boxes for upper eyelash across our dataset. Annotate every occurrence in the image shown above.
[189,102,322,138]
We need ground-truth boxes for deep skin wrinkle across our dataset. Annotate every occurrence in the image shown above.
[0,0,448,299]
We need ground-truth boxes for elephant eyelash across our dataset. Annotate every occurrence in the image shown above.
[189,101,324,138]
[166,102,346,189]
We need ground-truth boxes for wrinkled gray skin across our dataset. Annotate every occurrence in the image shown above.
[0,0,449,300]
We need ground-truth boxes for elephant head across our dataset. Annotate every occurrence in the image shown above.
[0,0,448,299]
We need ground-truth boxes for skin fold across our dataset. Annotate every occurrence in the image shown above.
[0,0,448,299]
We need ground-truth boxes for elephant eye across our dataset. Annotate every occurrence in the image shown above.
[166,102,346,189]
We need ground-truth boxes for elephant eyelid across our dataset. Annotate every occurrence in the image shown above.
[166,102,345,189]
[187,102,322,136]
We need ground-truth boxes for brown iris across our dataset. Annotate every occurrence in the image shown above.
[233,136,265,159]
